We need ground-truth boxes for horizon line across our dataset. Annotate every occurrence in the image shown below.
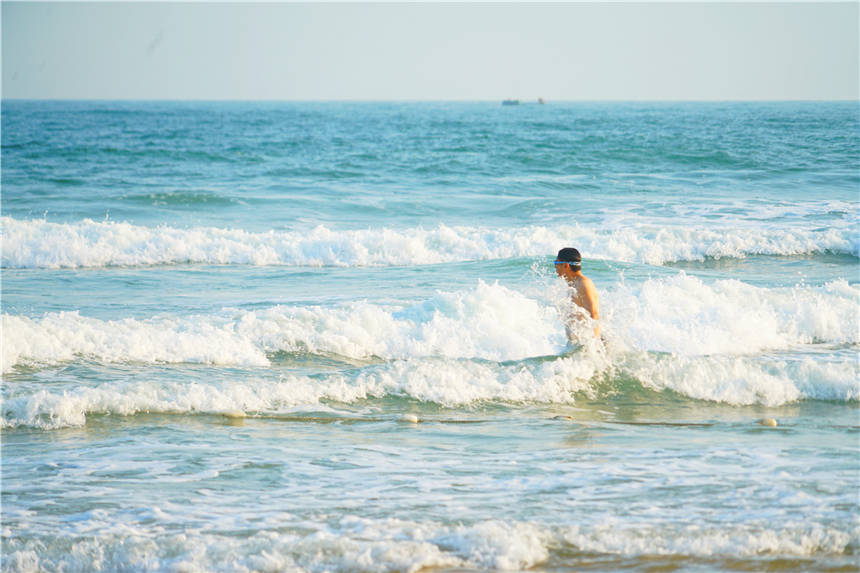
[3,97,859,104]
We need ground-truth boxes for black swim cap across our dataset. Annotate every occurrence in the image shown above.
[556,248,582,264]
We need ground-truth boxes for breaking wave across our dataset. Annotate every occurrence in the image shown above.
[3,216,858,268]
[4,278,857,371]
[3,516,857,572]
[3,279,858,428]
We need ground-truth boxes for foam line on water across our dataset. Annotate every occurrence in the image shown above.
[3,215,858,268]
[1,282,568,372]
[3,279,857,428]
[3,516,856,572]
[0,354,604,429]
[4,278,856,374]
[604,274,860,355]
[617,352,859,406]
[3,349,857,429]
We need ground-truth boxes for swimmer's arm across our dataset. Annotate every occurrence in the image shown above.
[581,278,600,337]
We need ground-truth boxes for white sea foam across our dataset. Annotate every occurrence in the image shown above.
[4,278,855,372]
[619,353,859,406]
[1,282,568,372]
[3,280,857,428]
[604,274,860,405]
[3,215,857,268]
[604,274,860,355]
[3,517,856,572]
[0,354,603,429]
[2,311,271,373]
[4,346,856,429]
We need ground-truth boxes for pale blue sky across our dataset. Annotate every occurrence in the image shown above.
[3,2,858,100]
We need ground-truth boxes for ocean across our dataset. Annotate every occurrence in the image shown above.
[1,100,858,572]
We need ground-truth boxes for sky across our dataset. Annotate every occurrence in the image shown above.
[2,2,858,101]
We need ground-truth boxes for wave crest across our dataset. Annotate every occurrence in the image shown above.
[4,349,857,429]
[6,278,856,373]
[2,516,857,572]
[3,216,857,268]
[3,279,857,428]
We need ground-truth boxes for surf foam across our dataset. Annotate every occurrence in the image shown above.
[5,344,857,429]
[3,215,857,268]
[4,278,855,374]
[604,275,860,356]
[2,282,568,373]
[3,516,856,572]
[3,279,857,427]
[619,352,859,406]
[0,352,605,429]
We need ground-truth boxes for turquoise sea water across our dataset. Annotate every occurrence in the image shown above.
[2,101,859,572]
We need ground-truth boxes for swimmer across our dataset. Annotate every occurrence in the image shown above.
[554,247,600,339]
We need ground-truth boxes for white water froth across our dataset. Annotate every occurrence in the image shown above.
[0,355,602,429]
[3,216,858,268]
[606,274,860,355]
[4,348,857,429]
[3,516,856,572]
[5,278,856,371]
[620,352,859,406]
[2,282,567,372]
[3,280,859,428]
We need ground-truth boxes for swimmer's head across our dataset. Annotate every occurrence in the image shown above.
[555,248,582,271]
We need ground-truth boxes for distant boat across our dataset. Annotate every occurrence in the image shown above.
[502,99,520,106]
[538,97,546,105]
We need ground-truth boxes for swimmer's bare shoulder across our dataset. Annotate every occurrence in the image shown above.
[581,276,599,315]
[579,275,600,337]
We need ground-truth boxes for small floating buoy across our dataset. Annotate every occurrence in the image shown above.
[757,418,777,427]
[400,414,419,424]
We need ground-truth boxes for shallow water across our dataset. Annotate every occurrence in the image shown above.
[2,101,858,572]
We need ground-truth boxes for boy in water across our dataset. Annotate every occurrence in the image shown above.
[555,248,600,339]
